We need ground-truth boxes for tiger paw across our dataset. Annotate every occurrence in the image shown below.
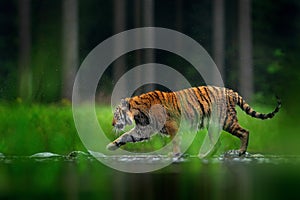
[106,142,119,151]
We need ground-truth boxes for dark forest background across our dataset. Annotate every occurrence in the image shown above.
[1,0,299,109]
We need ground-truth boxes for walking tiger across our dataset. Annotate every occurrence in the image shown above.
[106,86,281,156]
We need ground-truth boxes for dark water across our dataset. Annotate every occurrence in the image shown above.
[0,152,299,200]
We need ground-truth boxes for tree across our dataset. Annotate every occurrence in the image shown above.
[212,0,225,85]
[175,0,183,90]
[134,0,142,93]
[62,0,78,100]
[238,0,253,101]
[18,0,32,102]
[132,0,155,94]
[143,0,155,92]
[113,0,127,93]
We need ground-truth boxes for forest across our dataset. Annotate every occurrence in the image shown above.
[1,0,299,104]
[0,0,300,199]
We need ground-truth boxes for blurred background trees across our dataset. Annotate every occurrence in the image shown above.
[0,0,299,106]
[62,0,78,100]
[18,0,32,102]
[238,0,253,101]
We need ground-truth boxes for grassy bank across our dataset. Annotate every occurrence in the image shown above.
[0,102,296,156]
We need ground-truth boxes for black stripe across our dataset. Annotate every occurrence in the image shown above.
[134,100,141,105]
[161,92,168,104]
[199,116,204,129]
[153,91,163,104]
[223,115,229,130]
[134,107,146,116]
[173,93,181,114]
[116,141,125,147]
[186,89,200,127]
[196,87,211,112]
[238,95,243,106]
[152,91,159,98]
[207,87,219,111]
[134,111,150,126]
[251,111,257,117]
[140,95,151,106]
[130,135,136,142]
[203,87,212,103]
[140,95,150,100]
[184,90,198,111]
[127,100,131,110]
[227,120,236,132]
[198,87,210,105]
[154,91,164,103]
[183,89,199,118]
[186,89,199,117]
[258,113,265,119]
[192,88,205,115]
[176,90,190,119]
[196,87,205,102]
[148,93,155,101]
[245,106,251,113]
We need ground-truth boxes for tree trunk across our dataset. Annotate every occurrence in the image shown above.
[174,0,183,90]
[113,0,127,93]
[212,0,225,85]
[62,0,78,100]
[134,0,142,95]
[18,0,32,102]
[143,0,155,92]
[238,0,253,101]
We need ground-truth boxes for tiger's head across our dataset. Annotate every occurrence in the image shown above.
[112,99,134,131]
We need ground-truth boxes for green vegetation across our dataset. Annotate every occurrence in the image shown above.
[0,102,83,155]
[0,102,294,156]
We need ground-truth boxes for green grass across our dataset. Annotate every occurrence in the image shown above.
[0,102,297,156]
[0,103,83,155]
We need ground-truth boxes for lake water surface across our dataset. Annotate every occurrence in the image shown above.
[0,152,299,199]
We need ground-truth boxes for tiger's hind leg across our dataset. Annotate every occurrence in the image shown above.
[225,122,249,156]
[164,120,181,157]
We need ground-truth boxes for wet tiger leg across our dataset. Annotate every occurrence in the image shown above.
[165,120,180,156]
[106,126,153,151]
[225,122,249,155]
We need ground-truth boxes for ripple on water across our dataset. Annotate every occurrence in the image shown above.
[29,152,61,158]
[0,151,298,166]
[67,151,89,158]
[88,150,106,158]
[29,152,62,162]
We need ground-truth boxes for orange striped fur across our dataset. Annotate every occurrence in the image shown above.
[107,86,281,156]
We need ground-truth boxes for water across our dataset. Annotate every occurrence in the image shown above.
[0,151,299,199]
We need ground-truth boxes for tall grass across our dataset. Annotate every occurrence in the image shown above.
[0,102,296,156]
[0,103,83,155]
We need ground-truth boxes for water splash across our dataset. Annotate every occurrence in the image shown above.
[29,152,61,158]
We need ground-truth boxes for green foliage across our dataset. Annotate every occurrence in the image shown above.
[0,103,296,156]
[0,103,84,155]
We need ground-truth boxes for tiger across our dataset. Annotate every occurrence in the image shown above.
[106,86,281,156]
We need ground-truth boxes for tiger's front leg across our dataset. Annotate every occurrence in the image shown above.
[106,126,154,151]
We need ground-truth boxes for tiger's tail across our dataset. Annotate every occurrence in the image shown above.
[235,94,281,119]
